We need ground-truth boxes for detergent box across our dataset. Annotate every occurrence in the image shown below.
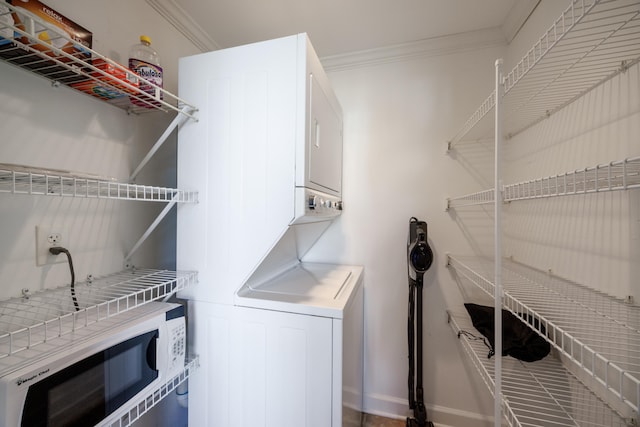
[0,0,92,84]
[0,0,92,57]
[71,58,140,100]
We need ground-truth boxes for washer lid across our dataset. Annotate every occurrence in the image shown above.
[236,263,363,318]
[247,263,351,299]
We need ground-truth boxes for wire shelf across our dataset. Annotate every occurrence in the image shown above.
[0,268,197,359]
[0,2,197,119]
[447,189,496,210]
[448,90,496,148]
[446,155,640,209]
[503,156,640,201]
[0,163,198,203]
[100,355,199,427]
[448,312,630,427]
[448,255,640,416]
[449,0,640,146]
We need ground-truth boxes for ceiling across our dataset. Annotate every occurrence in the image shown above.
[150,0,540,58]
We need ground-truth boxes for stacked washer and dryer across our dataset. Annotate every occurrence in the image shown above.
[177,34,364,427]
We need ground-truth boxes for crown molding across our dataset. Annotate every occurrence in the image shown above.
[146,0,220,52]
[321,27,507,72]
[501,0,540,43]
[146,1,515,72]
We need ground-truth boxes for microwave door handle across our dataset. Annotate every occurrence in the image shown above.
[147,332,159,371]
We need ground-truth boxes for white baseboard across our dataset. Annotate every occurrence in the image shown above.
[363,393,494,427]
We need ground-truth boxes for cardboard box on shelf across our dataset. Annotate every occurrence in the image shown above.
[3,0,92,58]
[71,59,140,100]
[0,0,92,84]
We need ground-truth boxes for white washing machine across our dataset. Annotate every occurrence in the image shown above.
[187,227,364,427]
[188,262,363,426]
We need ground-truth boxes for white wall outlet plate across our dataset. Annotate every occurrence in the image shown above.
[35,226,67,266]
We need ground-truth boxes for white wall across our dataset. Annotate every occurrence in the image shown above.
[0,1,200,425]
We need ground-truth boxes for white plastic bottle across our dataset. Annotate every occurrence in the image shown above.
[129,35,163,108]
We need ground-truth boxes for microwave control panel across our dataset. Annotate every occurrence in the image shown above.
[167,317,186,378]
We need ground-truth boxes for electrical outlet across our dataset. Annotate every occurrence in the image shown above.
[35,226,66,266]
[48,233,62,245]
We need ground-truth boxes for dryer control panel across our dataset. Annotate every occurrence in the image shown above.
[293,188,342,224]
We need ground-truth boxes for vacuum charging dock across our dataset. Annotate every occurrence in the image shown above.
[406,217,434,427]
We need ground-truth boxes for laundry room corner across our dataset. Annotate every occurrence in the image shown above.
[2,0,638,425]
[300,33,509,425]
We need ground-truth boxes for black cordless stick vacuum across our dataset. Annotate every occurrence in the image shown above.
[406,217,434,427]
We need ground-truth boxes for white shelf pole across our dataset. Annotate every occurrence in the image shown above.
[494,58,504,427]
[129,105,193,182]
[124,194,179,264]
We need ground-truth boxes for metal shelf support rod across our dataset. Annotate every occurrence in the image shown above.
[124,194,179,264]
[129,105,195,182]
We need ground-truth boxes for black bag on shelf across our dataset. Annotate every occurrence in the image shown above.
[464,303,551,362]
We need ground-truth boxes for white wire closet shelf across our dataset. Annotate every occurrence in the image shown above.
[100,356,199,427]
[448,312,629,427]
[446,155,640,209]
[0,163,198,202]
[0,3,197,119]
[446,189,496,210]
[0,268,197,360]
[447,255,640,417]
[448,0,640,146]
